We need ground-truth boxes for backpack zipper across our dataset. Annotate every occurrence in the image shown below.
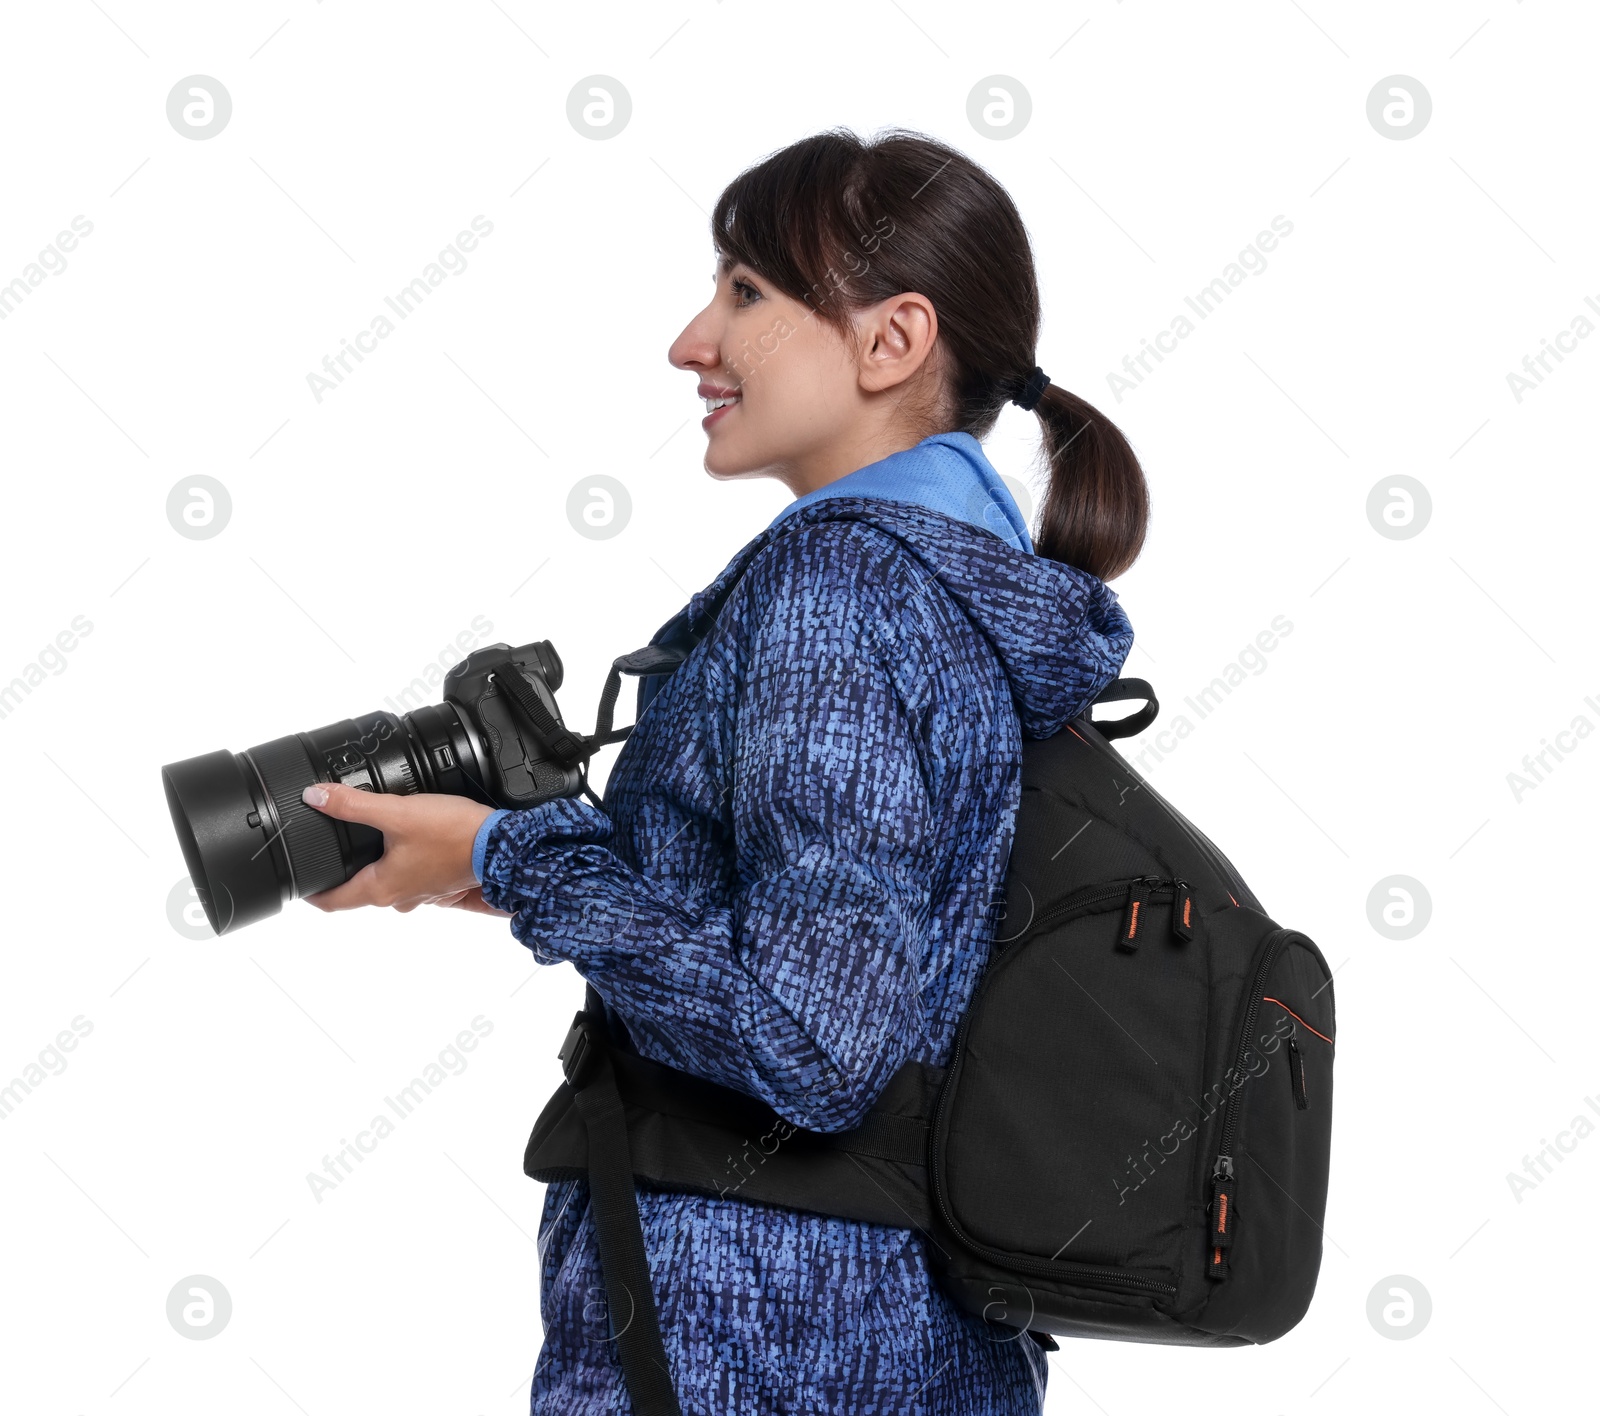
[1206,927,1295,1281]
[1286,1034,1309,1109]
[1119,875,1195,950]
[1008,875,1191,953]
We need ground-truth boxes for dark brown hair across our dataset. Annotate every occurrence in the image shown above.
[710,126,1148,581]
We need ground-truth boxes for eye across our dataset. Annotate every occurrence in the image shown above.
[731,277,762,307]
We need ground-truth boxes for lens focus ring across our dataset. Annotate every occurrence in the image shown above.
[247,735,347,899]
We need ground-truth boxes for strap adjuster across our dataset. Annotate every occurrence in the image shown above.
[558,1011,598,1089]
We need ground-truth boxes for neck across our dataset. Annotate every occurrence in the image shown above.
[775,425,936,499]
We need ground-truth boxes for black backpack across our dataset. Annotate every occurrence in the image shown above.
[523,671,1337,1414]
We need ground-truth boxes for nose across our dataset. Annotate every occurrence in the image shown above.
[668,295,722,375]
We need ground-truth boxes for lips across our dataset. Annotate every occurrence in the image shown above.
[699,383,741,429]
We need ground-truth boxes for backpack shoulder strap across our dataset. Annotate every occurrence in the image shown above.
[555,1006,685,1416]
[536,1003,940,1413]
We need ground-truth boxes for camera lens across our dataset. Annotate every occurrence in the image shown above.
[162,703,492,936]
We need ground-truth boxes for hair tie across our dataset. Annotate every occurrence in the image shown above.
[1010,365,1050,412]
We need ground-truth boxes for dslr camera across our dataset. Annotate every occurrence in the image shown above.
[162,640,607,936]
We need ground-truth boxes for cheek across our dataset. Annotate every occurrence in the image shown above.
[747,364,822,436]
[753,325,843,414]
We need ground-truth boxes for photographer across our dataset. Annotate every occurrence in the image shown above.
[302,128,1146,1416]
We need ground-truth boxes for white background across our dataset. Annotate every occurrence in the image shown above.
[1,1,1595,1412]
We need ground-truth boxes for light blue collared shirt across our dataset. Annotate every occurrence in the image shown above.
[470,430,1032,882]
[768,429,1032,551]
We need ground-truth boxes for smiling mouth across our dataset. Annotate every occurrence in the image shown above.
[702,392,740,429]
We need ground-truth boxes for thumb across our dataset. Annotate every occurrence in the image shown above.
[301,781,397,828]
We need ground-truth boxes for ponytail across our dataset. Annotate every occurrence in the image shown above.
[1028,381,1149,582]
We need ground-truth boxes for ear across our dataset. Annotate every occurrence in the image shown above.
[855,292,939,396]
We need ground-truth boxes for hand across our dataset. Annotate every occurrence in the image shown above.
[298,783,503,915]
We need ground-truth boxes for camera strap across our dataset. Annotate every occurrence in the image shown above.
[589,644,690,746]
[487,642,693,811]
[486,662,591,769]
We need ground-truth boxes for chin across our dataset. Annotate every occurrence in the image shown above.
[702,446,765,482]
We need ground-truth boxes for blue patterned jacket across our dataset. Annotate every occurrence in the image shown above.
[478,465,1134,1414]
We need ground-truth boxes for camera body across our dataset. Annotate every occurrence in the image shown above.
[440,640,582,807]
[161,640,583,936]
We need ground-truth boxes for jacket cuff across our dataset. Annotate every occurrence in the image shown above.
[478,797,615,915]
[471,809,511,883]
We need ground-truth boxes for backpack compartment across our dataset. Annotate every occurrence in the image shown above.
[928,876,1336,1345]
[929,875,1228,1341]
[1187,915,1336,1342]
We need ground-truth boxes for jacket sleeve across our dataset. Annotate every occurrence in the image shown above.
[478,529,938,1133]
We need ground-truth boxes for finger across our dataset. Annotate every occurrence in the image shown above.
[301,781,402,831]
[303,861,388,912]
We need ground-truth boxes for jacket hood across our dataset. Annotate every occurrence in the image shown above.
[684,495,1135,740]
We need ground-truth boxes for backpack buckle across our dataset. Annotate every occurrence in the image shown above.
[558,1011,598,1090]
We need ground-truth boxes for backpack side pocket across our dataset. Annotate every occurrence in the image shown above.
[1196,929,1336,1342]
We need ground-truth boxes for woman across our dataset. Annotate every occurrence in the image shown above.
[302,128,1149,1414]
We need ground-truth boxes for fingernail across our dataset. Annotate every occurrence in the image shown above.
[302,784,330,808]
